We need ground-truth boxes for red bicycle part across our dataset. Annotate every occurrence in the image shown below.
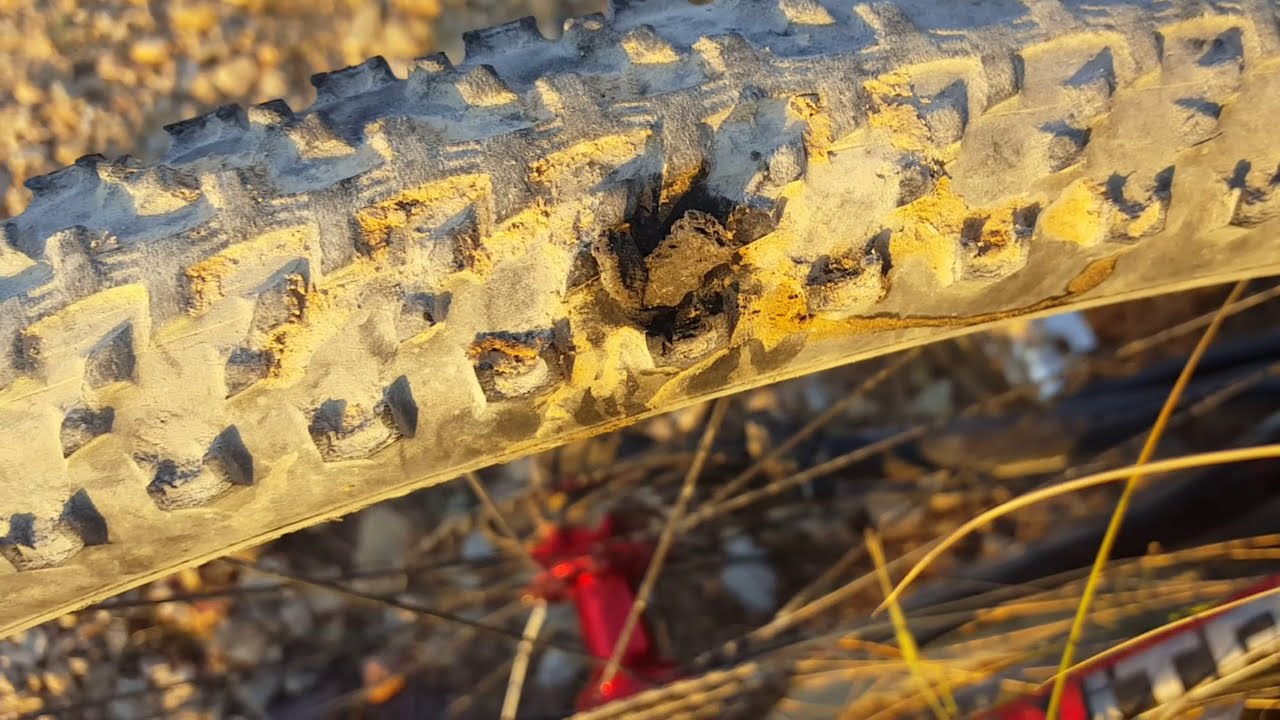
[529,514,680,710]
[987,574,1280,720]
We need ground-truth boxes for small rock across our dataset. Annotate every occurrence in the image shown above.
[719,534,777,615]
[744,420,771,461]
[981,533,1021,561]
[41,670,70,697]
[169,3,219,35]
[301,583,346,616]
[234,666,283,712]
[315,615,346,648]
[104,623,129,657]
[211,57,258,98]
[284,663,320,696]
[257,68,288,99]
[535,647,582,689]
[11,81,43,106]
[220,622,269,668]
[909,378,954,417]
[161,681,196,712]
[21,629,49,659]
[278,599,314,640]
[188,74,218,105]
[928,491,966,514]
[801,376,829,413]
[108,676,151,720]
[10,695,42,715]
[352,505,412,595]
[85,663,117,701]
[67,657,89,678]
[143,659,191,687]
[1,644,35,671]
[460,529,497,563]
[129,37,170,67]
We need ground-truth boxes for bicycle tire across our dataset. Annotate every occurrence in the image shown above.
[1,0,1278,638]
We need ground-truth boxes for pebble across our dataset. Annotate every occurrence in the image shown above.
[107,676,151,720]
[85,664,117,703]
[928,491,966,514]
[301,583,347,616]
[210,56,257,97]
[67,656,89,677]
[128,37,169,66]
[909,378,955,417]
[278,599,314,640]
[41,671,70,697]
[103,623,129,657]
[534,647,581,689]
[352,505,413,594]
[11,695,42,715]
[220,622,269,668]
[460,528,497,562]
[235,666,283,712]
[719,534,778,615]
[284,663,321,696]
[161,681,196,712]
[168,4,219,36]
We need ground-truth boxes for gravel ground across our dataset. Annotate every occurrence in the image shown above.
[0,0,602,220]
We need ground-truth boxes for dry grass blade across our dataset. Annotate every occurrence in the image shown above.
[1135,533,1280,569]
[712,540,933,666]
[866,528,957,720]
[1116,281,1280,357]
[683,424,929,530]
[218,557,575,652]
[501,598,549,720]
[449,658,516,718]
[793,657,1027,690]
[598,397,731,690]
[463,470,541,570]
[778,540,869,615]
[708,349,919,506]
[1147,637,1280,719]
[1054,583,1280,685]
[317,601,529,716]
[683,388,1022,531]
[568,664,761,720]
[880,441,1280,608]
[1045,280,1248,718]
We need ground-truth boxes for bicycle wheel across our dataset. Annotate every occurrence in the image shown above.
[9,315,1280,719]
[1,0,1278,637]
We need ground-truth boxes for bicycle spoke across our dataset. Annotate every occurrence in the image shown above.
[682,389,1022,532]
[219,557,583,655]
[707,349,920,506]
[501,598,549,720]
[1116,280,1280,358]
[598,397,730,692]
[776,541,869,617]
[463,470,541,570]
